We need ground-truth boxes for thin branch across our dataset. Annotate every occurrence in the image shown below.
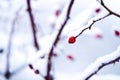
[80,46,120,80]
[76,0,120,38]
[45,0,74,80]
[26,0,40,50]
[5,25,13,79]
[85,57,120,80]
[99,0,120,18]
[5,7,22,79]
[76,13,111,38]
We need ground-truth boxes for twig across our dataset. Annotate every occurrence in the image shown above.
[80,46,120,80]
[45,0,74,80]
[99,0,120,18]
[76,0,120,38]
[5,27,13,79]
[75,13,111,38]
[26,0,40,50]
[85,57,120,80]
[5,7,22,79]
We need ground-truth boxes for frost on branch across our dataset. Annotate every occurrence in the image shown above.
[80,45,120,80]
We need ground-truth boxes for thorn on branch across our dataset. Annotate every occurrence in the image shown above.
[68,16,70,19]
[28,64,34,70]
[89,26,91,30]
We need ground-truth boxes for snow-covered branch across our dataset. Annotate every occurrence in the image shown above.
[73,0,120,38]
[0,0,120,80]
[45,0,74,80]
[80,45,120,80]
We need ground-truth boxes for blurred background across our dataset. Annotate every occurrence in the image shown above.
[0,0,120,80]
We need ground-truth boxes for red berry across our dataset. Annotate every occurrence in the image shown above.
[95,8,100,13]
[96,34,102,39]
[67,55,74,60]
[34,70,40,74]
[55,10,60,17]
[115,30,120,36]
[68,36,76,44]
[28,64,33,70]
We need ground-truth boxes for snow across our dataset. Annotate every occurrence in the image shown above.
[54,73,120,80]
[79,45,120,80]
[0,0,120,80]
[61,0,107,38]
[55,4,69,30]
[102,0,120,14]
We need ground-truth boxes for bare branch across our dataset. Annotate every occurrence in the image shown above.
[5,17,14,79]
[5,7,22,79]
[98,0,120,18]
[26,0,40,50]
[45,0,75,80]
[75,13,111,38]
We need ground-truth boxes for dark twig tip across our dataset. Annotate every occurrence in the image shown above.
[4,71,11,79]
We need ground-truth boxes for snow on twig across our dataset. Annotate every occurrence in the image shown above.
[80,45,120,80]
[75,13,111,38]
[74,0,120,38]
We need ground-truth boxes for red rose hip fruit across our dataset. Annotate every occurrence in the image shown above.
[55,10,60,17]
[95,8,101,13]
[67,55,74,60]
[115,30,120,36]
[68,36,76,44]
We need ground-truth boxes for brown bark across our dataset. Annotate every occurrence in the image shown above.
[27,0,39,50]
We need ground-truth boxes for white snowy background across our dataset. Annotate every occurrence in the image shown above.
[0,0,120,80]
